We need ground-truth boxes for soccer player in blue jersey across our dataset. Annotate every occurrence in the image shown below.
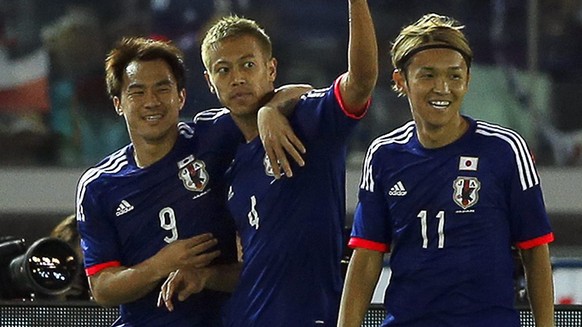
[76,37,308,327]
[159,1,378,326]
[338,13,555,327]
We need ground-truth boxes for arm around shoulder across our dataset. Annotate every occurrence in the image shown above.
[258,84,313,178]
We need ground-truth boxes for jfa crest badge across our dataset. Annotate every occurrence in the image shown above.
[263,154,283,178]
[452,176,481,209]
[263,154,274,176]
[178,155,209,192]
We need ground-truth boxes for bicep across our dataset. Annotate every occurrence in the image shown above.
[520,244,551,270]
[349,248,384,276]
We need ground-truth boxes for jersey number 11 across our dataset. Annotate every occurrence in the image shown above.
[418,210,445,249]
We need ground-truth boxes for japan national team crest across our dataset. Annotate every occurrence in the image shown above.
[263,154,282,178]
[178,155,209,192]
[452,176,481,209]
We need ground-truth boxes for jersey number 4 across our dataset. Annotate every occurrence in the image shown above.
[248,196,260,230]
[418,210,445,249]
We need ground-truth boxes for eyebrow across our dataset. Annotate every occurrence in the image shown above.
[418,66,464,72]
[213,54,256,67]
[127,79,174,90]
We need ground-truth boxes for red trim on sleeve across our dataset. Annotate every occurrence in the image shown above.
[85,261,122,276]
[333,73,370,120]
[516,232,555,250]
[348,237,389,253]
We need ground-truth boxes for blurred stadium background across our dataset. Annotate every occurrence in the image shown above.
[1,0,582,325]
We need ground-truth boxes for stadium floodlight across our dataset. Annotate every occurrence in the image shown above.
[0,237,78,299]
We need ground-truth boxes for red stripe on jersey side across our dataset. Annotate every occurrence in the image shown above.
[85,261,122,276]
[516,232,555,250]
[333,73,370,120]
[349,237,389,252]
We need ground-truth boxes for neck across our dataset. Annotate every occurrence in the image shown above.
[416,117,468,149]
[131,131,178,168]
[232,115,259,142]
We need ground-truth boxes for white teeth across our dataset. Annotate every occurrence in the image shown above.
[430,101,450,109]
[145,115,162,121]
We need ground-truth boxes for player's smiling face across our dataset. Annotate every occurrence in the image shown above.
[114,59,185,145]
[204,34,277,119]
[394,47,470,132]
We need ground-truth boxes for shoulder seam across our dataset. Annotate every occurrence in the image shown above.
[360,121,415,191]
[76,149,129,222]
[475,120,539,190]
[193,108,230,122]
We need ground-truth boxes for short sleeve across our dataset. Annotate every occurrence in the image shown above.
[349,147,391,253]
[505,147,554,249]
[76,178,122,275]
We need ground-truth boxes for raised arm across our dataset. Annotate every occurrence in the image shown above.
[339,0,378,114]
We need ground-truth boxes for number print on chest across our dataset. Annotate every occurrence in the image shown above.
[159,207,178,243]
[418,210,445,249]
[247,196,260,230]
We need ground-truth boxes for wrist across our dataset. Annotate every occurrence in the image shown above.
[200,266,217,289]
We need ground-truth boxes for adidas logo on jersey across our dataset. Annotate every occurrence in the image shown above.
[389,181,407,196]
[115,200,134,217]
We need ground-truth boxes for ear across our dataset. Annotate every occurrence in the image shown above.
[267,57,277,83]
[204,71,216,94]
[178,88,186,111]
[113,96,123,116]
[392,69,407,95]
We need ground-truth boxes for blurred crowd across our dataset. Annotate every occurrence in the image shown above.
[0,0,581,167]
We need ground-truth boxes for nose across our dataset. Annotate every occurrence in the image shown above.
[144,89,161,107]
[230,67,246,86]
[433,77,450,94]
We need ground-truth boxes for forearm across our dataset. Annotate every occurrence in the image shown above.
[342,0,378,110]
[521,244,555,327]
[89,259,168,307]
[203,262,243,292]
[338,248,384,327]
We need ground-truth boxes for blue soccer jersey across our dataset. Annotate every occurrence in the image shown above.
[350,117,554,327]
[223,77,367,327]
[76,109,240,327]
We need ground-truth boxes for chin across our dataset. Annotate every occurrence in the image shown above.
[230,104,259,117]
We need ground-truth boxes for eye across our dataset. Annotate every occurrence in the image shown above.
[216,66,229,74]
[156,86,172,93]
[127,90,144,97]
[243,61,255,69]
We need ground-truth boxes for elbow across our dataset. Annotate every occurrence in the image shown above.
[90,290,119,308]
[88,277,121,307]
[353,79,377,103]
